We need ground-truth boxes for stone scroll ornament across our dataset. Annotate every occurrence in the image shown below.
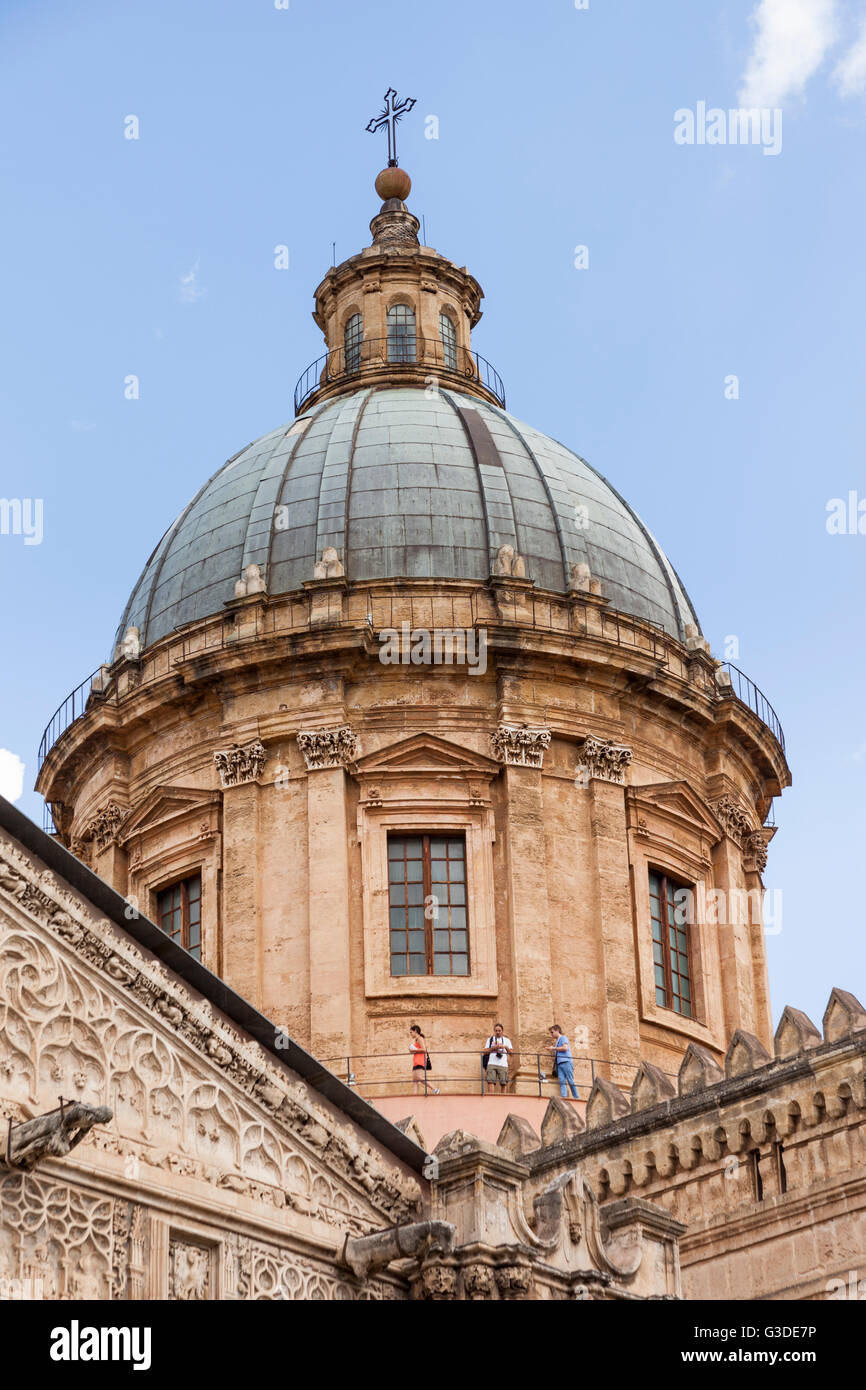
[713,795,753,846]
[577,737,633,786]
[213,739,267,788]
[84,802,129,851]
[296,726,359,771]
[490,725,551,768]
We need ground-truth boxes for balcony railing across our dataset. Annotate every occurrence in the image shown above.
[293,336,506,413]
[719,662,785,754]
[319,1050,679,1100]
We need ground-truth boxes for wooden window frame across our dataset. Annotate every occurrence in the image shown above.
[387,832,469,978]
[649,867,694,1019]
[439,311,457,371]
[386,304,417,364]
[344,312,363,373]
[157,873,202,960]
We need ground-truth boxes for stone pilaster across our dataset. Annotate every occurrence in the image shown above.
[221,781,262,1004]
[587,776,641,1077]
[500,763,555,1055]
[298,727,357,1060]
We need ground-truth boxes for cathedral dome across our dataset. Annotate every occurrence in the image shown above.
[115,384,699,653]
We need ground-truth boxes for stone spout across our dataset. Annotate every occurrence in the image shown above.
[343,1220,455,1280]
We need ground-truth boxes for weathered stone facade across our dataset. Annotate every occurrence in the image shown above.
[34,585,788,1091]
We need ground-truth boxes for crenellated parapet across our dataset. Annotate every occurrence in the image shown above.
[482,988,866,1300]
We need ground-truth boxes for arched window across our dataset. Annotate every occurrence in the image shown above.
[439,312,457,371]
[344,313,363,374]
[387,304,416,364]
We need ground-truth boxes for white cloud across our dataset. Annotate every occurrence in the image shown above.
[835,11,866,94]
[739,0,840,107]
[178,260,205,304]
[69,420,96,432]
[0,750,25,803]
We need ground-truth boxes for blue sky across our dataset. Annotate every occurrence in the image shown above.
[1,0,864,1030]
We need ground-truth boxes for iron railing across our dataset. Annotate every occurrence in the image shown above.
[319,1050,679,1100]
[719,662,785,754]
[37,667,107,772]
[293,337,506,413]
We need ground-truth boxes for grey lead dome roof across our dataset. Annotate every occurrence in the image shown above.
[115,385,699,652]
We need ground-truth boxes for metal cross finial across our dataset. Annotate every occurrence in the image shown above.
[366,88,416,167]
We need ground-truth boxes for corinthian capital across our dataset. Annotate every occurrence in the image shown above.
[490,724,551,768]
[578,736,633,785]
[296,725,359,771]
[213,739,267,788]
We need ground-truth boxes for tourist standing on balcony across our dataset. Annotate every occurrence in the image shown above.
[549,1025,579,1100]
[482,1024,513,1093]
[409,1025,438,1096]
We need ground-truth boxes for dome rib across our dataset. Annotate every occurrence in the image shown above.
[114,386,700,652]
[442,390,517,568]
[488,406,572,591]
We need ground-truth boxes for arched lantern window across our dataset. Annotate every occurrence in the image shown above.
[344,313,363,374]
[387,304,416,364]
[439,311,458,371]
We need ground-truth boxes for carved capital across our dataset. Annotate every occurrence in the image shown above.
[461,1263,496,1300]
[296,726,359,771]
[744,830,769,874]
[713,795,753,846]
[213,739,266,788]
[84,802,129,851]
[416,1261,458,1301]
[578,736,633,786]
[490,724,551,768]
[494,1263,533,1300]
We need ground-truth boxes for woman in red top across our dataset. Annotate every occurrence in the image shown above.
[409,1025,438,1096]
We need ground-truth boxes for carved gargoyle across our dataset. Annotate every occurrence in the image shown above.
[5,1102,113,1169]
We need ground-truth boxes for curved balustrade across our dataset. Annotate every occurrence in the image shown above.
[293,337,506,413]
[319,1050,678,1099]
[719,662,785,754]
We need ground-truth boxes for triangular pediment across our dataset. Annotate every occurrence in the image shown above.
[353,732,500,780]
[627,780,722,841]
[119,785,220,843]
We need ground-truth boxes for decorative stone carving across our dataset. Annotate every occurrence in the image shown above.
[0,1172,112,1300]
[0,839,422,1230]
[462,1263,496,1299]
[494,1263,533,1300]
[213,739,266,788]
[416,1262,458,1301]
[578,736,633,786]
[170,1240,211,1300]
[117,626,141,662]
[312,546,345,580]
[233,563,267,598]
[568,562,603,597]
[5,1101,113,1168]
[713,795,753,846]
[490,724,551,768]
[84,802,129,851]
[492,545,526,579]
[745,830,769,874]
[296,726,359,770]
